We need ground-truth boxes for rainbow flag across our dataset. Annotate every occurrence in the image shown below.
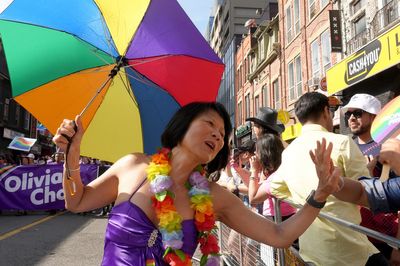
[371,96,400,144]
[0,164,15,175]
[7,136,37,152]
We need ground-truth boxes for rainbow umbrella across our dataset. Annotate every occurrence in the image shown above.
[0,0,224,162]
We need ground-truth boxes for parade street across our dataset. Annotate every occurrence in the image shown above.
[0,212,106,266]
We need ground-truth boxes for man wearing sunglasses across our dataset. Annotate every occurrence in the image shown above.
[342,94,400,263]
[342,93,381,158]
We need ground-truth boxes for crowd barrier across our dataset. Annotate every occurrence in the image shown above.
[195,197,400,266]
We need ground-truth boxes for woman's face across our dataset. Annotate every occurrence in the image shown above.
[252,123,263,139]
[180,110,225,164]
[239,151,252,163]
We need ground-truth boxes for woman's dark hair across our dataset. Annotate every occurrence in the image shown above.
[161,102,232,180]
[255,134,284,174]
[237,140,255,154]
[295,92,329,124]
[255,123,279,136]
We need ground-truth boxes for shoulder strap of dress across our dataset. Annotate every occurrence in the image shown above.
[129,177,148,201]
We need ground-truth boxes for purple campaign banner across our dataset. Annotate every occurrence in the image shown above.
[0,164,99,210]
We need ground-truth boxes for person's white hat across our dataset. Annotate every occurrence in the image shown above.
[27,153,35,159]
[342,93,381,115]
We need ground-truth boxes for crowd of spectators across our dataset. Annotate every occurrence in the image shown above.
[219,92,399,266]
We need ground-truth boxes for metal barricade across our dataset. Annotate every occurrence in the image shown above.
[205,197,400,266]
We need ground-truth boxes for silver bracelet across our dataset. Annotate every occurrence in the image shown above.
[337,176,345,192]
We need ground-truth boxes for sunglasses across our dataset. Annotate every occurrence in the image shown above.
[344,110,365,120]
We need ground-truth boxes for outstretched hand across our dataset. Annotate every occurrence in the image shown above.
[309,138,342,201]
[52,115,84,154]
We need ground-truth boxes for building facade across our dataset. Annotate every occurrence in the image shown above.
[209,0,276,127]
[235,16,281,144]
[327,0,400,134]
[234,0,344,141]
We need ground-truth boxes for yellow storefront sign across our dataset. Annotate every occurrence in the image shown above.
[327,24,400,95]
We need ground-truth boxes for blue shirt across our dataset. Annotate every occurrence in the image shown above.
[360,177,400,213]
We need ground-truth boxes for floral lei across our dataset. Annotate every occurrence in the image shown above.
[146,148,220,266]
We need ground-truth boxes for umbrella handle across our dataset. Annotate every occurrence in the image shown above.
[64,121,78,195]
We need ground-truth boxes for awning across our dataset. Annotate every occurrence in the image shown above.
[326,23,400,95]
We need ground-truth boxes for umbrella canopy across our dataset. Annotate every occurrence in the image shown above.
[0,0,224,162]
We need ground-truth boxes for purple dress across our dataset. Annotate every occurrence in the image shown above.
[101,181,198,266]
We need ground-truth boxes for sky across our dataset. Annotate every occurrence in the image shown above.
[0,0,215,36]
[177,0,215,35]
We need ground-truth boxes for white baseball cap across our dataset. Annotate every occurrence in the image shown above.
[342,93,381,115]
[27,153,35,159]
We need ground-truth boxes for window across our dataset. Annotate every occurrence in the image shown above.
[259,36,265,61]
[245,94,250,119]
[354,15,366,36]
[15,105,20,124]
[309,0,317,19]
[286,1,301,44]
[288,61,295,100]
[310,30,332,80]
[273,79,280,110]
[321,30,332,73]
[288,55,303,101]
[311,39,320,78]
[238,101,243,125]
[238,66,241,88]
[286,6,293,42]
[321,0,329,8]
[352,0,366,14]
[309,0,329,20]
[295,56,303,98]
[262,85,269,107]
[254,95,260,112]
[242,63,246,85]
[24,111,30,130]
[378,0,390,9]
[294,0,300,35]
[3,98,9,120]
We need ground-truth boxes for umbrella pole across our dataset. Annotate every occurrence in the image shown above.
[80,57,126,117]
[79,75,113,117]
[64,60,125,195]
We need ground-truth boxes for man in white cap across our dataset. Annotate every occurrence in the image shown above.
[342,93,381,157]
[342,94,399,263]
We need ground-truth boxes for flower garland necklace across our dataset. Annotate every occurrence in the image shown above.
[146,148,220,266]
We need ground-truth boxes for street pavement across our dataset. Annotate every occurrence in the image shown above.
[0,211,202,266]
[0,211,107,266]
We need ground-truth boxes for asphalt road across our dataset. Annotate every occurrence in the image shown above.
[0,211,107,266]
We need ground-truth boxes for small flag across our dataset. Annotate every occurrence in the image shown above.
[7,136,37,152]
[36,122,46,132]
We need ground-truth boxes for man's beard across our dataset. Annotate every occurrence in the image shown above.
[352,124,371,136]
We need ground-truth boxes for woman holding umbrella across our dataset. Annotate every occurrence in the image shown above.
[53,102,339,266]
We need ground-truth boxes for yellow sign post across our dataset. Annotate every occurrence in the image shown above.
[277,110,290,124]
